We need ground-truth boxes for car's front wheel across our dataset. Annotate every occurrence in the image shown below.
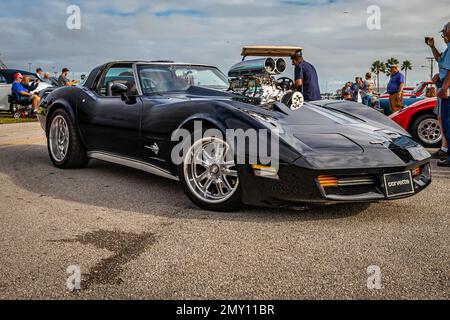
[411,114,442,148]
[178,133,242,212]
[47,109,90,169]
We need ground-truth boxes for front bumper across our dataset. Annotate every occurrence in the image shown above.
[239,157,432,209]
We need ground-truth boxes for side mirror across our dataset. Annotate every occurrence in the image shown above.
[111,83,135,103]
[111,83,128,96]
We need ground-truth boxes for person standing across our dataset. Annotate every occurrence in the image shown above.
[341,82,352,100]
[57,68,78,87]
[427,24,450,162]
[290,50,321,101]
[36,68,43,80]
[361,73,374,107]
[431,74,448,159]
[350,77,361,102]
[386,65,405,113]
[428,22,450,167]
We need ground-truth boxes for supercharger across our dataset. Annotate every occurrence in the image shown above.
[228,57,304,110]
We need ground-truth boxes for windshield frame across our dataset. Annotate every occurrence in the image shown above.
[135,63,229,95]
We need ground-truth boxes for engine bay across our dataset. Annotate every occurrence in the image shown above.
[227,47,305,110]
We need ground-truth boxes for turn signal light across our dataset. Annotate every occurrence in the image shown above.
[412,167,421,177]
[317,175,338,188]
[251,164,279,179]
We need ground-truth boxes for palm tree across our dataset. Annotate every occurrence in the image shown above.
[371,60,385,93]
[401,60,412,85]
[384,57,400,77]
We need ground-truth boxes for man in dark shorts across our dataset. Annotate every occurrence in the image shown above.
[11,73,40,110]
[290,50,321,101]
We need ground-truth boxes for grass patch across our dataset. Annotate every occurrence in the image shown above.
[0,112,37,124]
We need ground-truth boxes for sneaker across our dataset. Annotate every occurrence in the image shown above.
[431,149,448,160]
[437,159,450,167]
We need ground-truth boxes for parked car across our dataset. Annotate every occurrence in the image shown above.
[37,57,431,211]
[379,81,433,99]
[0,69,52,113]
[389,98,441,148]
[374,81,436,116]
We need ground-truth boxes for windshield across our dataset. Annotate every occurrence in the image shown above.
[411,82,425,95]
[137,64,229,94]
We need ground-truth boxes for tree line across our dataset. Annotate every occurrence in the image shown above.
[370,58,412,93]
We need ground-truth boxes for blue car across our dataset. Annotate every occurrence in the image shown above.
[374,96,425,116]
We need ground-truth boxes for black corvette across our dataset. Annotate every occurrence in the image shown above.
[37,60,432,211]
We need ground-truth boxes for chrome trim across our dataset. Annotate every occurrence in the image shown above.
[132,63,144,96]
[87,151,178,181]
[337,177,374,187]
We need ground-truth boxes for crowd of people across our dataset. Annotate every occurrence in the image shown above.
[10,67,78,112]
[337,21,450,168]
[340,73,375,107]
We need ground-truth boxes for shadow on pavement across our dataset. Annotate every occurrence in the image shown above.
[0,144,370,222]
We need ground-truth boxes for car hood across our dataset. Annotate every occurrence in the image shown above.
[146,88,429,168]
[231,101,428,169]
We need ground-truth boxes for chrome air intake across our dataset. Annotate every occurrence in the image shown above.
[228,58,277,77]
[275,58,287,73]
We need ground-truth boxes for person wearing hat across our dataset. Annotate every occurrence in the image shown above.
[386,64,405,113]
[11,73,40,111]
[57,68,78,87]
[427,22,450,167]
[290,50,321,102]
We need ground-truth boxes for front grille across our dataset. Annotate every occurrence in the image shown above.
[337,176,375,187]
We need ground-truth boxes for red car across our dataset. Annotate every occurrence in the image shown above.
[380,81,433,99]
[389,97,441,148]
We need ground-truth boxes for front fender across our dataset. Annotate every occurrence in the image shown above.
[178,113,228,134]
[45,99,77,135]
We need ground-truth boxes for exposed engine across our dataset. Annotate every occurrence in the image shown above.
[228,57,304,110]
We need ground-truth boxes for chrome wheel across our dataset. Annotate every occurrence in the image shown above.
[417,118,441,145]
[183,137,239,204]
[49,115,70,162]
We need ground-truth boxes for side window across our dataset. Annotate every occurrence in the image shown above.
[97,66,137,96]
[0,74,6,84]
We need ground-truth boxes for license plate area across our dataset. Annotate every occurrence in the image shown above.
[383,171,415,198]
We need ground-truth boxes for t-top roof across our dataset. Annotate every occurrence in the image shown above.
[241,45,303,57]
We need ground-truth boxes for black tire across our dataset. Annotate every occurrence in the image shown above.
[410,114,442,148]
[47,109,90,169]
[177,130,243,212]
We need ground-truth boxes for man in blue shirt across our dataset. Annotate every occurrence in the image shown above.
[11,73,40,111]
[428,22,450,166]
[290,50,321,101]
[386,65,405,113]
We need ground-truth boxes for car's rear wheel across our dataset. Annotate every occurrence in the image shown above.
[47,109,90,169]
[411,114,442,148]
[178,132,242,212]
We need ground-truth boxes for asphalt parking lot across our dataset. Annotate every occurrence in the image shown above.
[0,122,448,299]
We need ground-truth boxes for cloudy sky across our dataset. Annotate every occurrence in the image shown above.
[0,0,448,91]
